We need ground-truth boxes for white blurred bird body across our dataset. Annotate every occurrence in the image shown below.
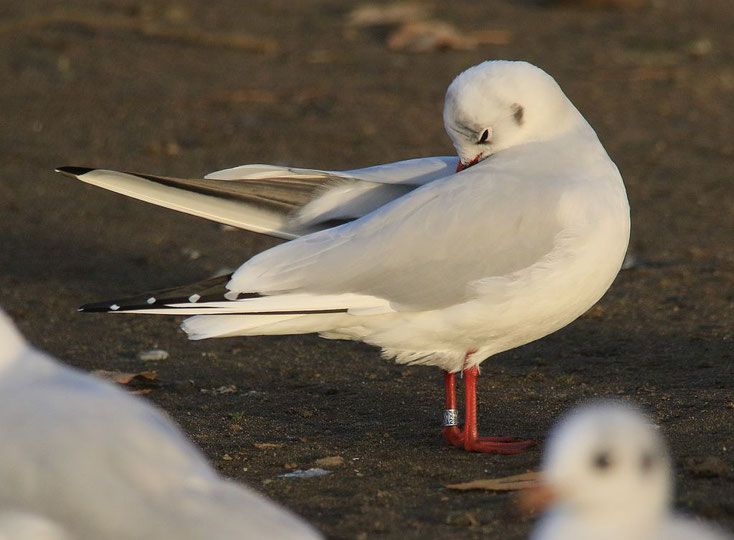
[63,61,630,375]
[0,511,69,540]
[532,401,732,540]
[0,310,321,540]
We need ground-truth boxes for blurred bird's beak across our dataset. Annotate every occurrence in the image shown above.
[518,478,557,514]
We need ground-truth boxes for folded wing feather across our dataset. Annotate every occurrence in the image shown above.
[57,156,458,239]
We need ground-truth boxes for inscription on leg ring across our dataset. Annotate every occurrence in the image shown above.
[443,408,459,427]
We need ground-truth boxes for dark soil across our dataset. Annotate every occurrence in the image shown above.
[1,1,732,538]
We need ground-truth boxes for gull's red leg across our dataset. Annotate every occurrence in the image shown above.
[442,371,462,445]
[461,366,535,453]
[442,353,536,454]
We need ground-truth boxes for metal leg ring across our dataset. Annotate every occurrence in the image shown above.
[443,408,459,427]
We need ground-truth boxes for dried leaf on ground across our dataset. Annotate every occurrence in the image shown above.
[347,3,429,27]
[446,471,541,491]
[446,511,480,527]
[254,442,285,450]
[314,456,345,468]
[348,3,511,53]
[539,0,643,8]
[91,370,159,387]
[0,11,276,53]
[387,21,475,53]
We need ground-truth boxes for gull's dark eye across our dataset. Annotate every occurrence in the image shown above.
[592,451,612,472]
[478,129,490,144]
[640,451,656,473]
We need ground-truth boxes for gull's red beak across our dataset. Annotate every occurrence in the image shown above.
[456,154,482,172]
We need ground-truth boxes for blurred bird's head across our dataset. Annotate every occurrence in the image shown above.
[443,60,580,171]
[536,400,672,527]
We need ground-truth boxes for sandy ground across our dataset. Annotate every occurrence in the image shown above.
[1,0,732,538]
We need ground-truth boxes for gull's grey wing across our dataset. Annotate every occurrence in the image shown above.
[57,157,458,240]
[228,141,579,310]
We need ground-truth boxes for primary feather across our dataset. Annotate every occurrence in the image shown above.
[58,156,457,239]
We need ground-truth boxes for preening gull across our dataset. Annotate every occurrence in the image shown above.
[530,401,732,540]
[58,60,630,453]
[0,309,322,540]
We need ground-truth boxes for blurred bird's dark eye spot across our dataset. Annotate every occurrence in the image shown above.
[478,129,490,144]
[641,452,655,473]
[513,103,524,125]
[592,451,612,471]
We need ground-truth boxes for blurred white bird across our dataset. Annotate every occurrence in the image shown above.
[530,401,732,540]
[58,60,630,453]
[0,309,322,540]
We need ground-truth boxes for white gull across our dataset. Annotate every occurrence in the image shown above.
[0,309,322,539]
[531,400,732,540]
[58,60,630,452]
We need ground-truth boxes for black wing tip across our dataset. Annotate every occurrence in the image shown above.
[76,273,243,314]
[56,166,95,177]
[78,302,120,313]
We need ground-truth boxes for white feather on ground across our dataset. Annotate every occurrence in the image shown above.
[532,400,732,540]
[0,309,322,540]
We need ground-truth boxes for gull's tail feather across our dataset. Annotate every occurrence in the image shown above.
[79,272,394,339]
[181,313,335,340]
[177,290,394,338]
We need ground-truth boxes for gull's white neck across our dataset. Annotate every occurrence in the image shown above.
[551,504,667,540]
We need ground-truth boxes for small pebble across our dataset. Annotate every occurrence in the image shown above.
[446,511,479,527]
[279,468,331,479]
[200,385,237,395]
[137,349,169,362]
[314,456,345,468]
[688,38,713,57]
[181,247,201,260]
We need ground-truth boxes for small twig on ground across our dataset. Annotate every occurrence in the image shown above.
[446,471,541,491]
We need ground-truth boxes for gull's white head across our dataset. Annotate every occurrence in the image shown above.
[443,60,580,169]
[541,400,672,529]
